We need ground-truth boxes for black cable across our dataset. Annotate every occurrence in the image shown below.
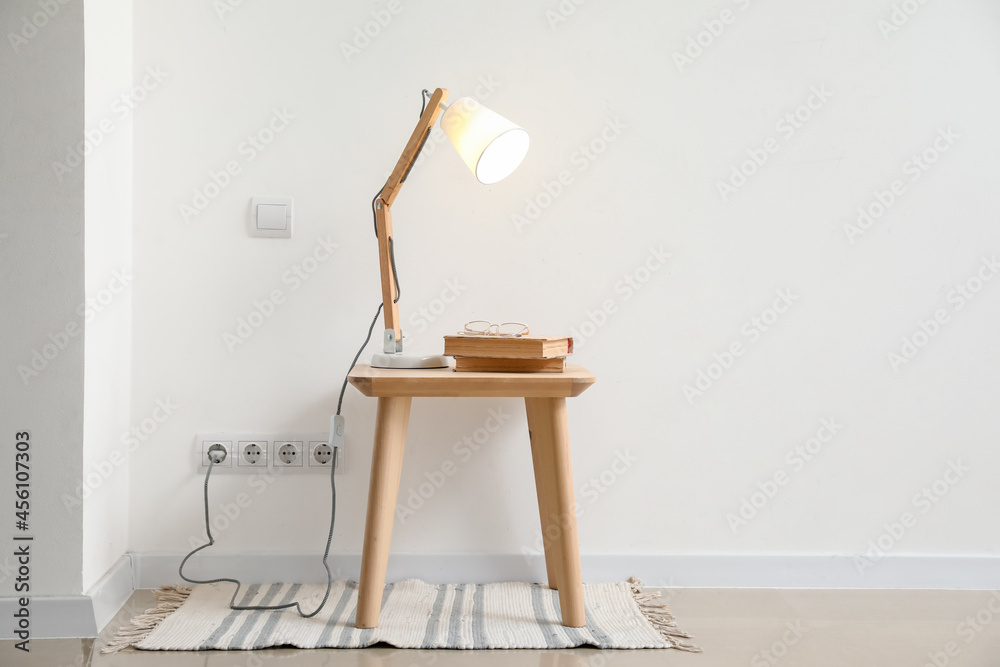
[372,189,401,304]
[371,186,383,237]
[370,89,430,237]
[336,302,384,416]
[179,302,385,616]
[374,90,427,292]
[179,455,336,618]
[373,196,402,306]
[389,237,401,303]
[177,88,426,619]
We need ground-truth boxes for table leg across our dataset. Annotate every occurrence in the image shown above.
[525,397,585,627]
[356,396,412,629]
[526,398,562,591]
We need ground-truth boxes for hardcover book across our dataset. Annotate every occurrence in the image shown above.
[443,334,573,359]
[453,356,567,373]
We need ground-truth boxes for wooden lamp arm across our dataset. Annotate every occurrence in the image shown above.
[375,88,449,353]
[381,88,448,207]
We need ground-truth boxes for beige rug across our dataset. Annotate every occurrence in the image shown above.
[104,578,699,652]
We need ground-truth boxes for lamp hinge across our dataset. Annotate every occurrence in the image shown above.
[383,329,402,354]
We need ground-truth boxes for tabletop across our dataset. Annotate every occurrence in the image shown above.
[348,364,596,398]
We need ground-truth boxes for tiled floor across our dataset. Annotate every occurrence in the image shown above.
[4,587,1000,666]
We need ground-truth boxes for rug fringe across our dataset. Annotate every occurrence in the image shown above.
[628,576,702,653]
[101,585,192,654]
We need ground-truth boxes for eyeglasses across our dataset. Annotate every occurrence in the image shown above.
[461,320,530,337]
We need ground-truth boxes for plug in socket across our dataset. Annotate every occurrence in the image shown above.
[201,440,232,467]
[197,433,331,474]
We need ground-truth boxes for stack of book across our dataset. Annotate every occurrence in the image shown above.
[443,334,573,372]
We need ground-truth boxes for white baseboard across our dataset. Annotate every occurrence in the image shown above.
[134,552,1000,591]
[0,554,134,640]
[85,554,135,634]
[0,596,97,641]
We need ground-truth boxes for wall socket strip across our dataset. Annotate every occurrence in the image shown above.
[196,432,343,474]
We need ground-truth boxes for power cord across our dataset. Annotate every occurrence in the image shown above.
[372,89,430,306]
[178,445,335,617]
[179,90,427,613]
[336,302,383,416]
[371,189,401,305]
[179,302,386,617]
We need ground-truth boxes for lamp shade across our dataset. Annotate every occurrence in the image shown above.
[440,97,529,185]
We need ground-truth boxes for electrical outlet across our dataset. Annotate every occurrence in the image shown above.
[207,444,228,464]
[274,441,303,467]
[197,433,334,474]
[309,440,334,468]
[238,440,267,468]
[200,440,232,468]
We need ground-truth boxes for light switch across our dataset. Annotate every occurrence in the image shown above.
[257,204,287,230]
[250,196,293,238]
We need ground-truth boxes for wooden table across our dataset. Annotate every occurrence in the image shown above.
[347,363,596,629]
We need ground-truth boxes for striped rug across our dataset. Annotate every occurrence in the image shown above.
[104,578,699,652]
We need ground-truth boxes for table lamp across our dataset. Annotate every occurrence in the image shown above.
[370,88,529,369]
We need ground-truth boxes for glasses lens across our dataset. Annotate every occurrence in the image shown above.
[496,322,528,336]
[464,320,491,334]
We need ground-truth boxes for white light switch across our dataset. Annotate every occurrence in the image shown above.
[258,204,287,230]
[250,197,293,238]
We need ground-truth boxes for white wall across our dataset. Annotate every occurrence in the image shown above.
[82,0,133,592]
[129,0,1000,573]
[0,0,85,596]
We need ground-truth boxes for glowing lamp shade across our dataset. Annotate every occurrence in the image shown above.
[441,97,529,185]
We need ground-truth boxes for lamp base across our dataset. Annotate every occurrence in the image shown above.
[371,353,451,369]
